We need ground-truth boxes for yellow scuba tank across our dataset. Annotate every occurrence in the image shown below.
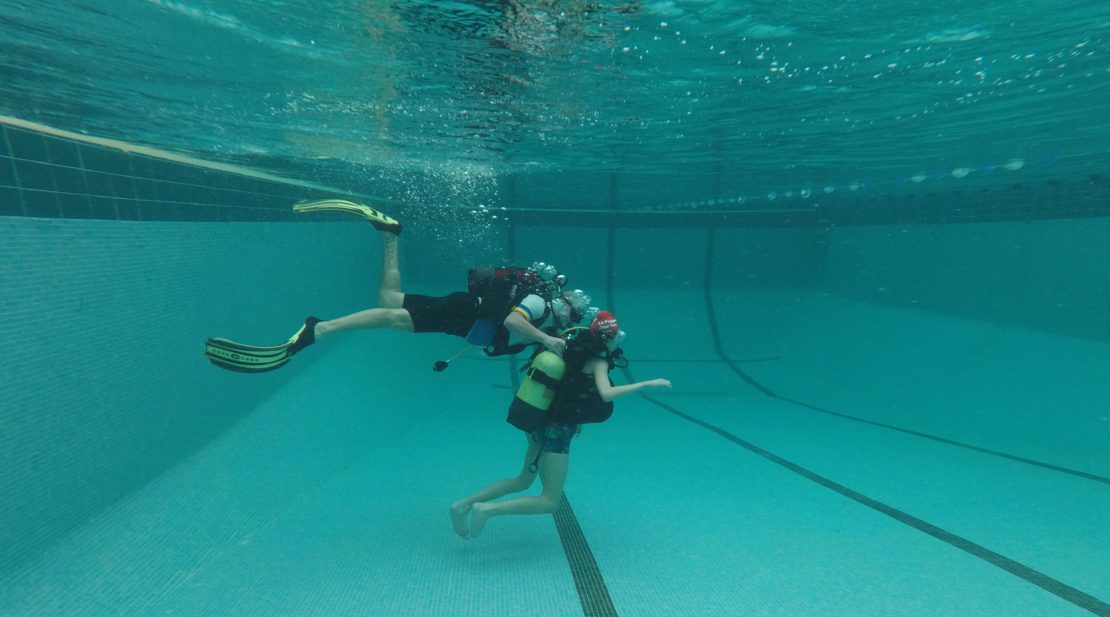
[506,350,566,432]
[516,351,565,409]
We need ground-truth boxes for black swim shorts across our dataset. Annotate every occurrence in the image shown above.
[402,292,480,337]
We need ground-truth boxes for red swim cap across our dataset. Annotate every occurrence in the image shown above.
[590,310,620,339]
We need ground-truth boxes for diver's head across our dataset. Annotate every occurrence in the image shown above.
[590,310,622,346]
[530,261,559,285]
[552,288,592,325]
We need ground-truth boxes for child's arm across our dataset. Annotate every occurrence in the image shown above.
[589,358,672,402]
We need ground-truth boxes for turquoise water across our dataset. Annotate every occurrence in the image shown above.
[2,2,1110,616]
[2,1,1108,195]
[2,213,1109,616]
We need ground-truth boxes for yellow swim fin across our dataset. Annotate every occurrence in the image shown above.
[293,199,402,235]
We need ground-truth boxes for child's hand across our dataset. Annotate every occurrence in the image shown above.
[647,379,672,390]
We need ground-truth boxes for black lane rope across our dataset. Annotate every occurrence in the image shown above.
[700,228,1110,487]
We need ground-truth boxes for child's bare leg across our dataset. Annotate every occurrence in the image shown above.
[468,450,568,539]
[450,438,541,537]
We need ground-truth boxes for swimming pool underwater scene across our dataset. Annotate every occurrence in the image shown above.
[1,1,1109,616]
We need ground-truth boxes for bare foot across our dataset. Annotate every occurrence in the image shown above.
[449,502,470,538]
[468,503,492,539]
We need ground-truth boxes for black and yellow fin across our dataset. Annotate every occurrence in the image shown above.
[204,337,292,373]
[204,318,319,373]
[293,199,402,235]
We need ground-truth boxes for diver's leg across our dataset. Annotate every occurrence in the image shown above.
[378,232,404,309]
[314,307,413,339]
[304,232,408,342]
[450,436,541,537]
[467,450,568,538]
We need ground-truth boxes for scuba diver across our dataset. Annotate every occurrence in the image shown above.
[449,310,672,539]
[204,199,594,373]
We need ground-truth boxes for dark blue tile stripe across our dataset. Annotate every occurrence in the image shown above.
[502,221,616,617]
[553,495,620,617]
[701,229,1110,486]
[602,224,1110,615]
[778,395,1110,485]
[703,228,777,397]
[641,394,1110,616]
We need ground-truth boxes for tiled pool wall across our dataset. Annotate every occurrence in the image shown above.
[822,218,1110,343]
[506,168,1110,342]
[2,123,1108,577]
[0,124,341,222]
[508,166,1110,224]
[0,125,379,574]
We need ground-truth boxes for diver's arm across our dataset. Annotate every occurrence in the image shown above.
[590,359,671,402]
[504,311,566,354]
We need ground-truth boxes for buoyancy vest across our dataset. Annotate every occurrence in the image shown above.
[548,369,613,425]
[505,335,615,434]
[468,267,552,356]
[549,337,614,425]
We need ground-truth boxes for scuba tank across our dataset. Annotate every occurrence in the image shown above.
[506,350,566,433]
